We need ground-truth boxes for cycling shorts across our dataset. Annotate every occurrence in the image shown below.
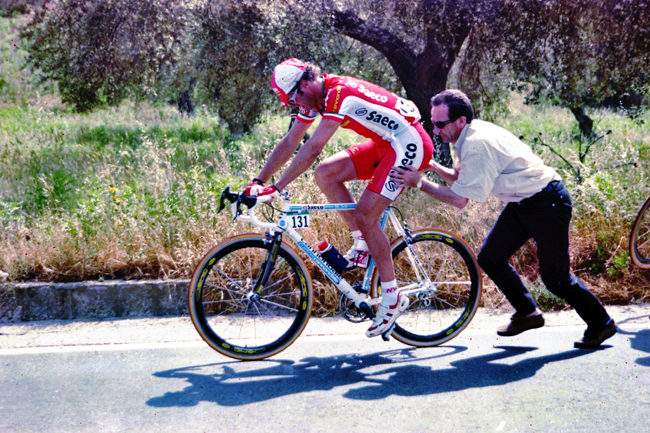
[345,122,434,201]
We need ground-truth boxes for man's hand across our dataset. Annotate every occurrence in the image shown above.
[390,165,423,189]
[257,185,281,203]
[244,179,265,197]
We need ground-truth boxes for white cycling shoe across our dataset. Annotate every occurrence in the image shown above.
[366,292,409,338]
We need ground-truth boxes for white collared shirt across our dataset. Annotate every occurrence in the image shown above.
[449,120,561,203]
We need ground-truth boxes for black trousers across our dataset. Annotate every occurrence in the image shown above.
[477,181,611,329]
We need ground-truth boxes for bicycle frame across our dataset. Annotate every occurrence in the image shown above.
[227,189,434,312]
[190,187,482,359]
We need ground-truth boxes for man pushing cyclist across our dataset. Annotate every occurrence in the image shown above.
[246,58,433,338]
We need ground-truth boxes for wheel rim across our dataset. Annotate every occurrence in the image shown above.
[191,238,311,358]
[631,199,650,269]
[373,230,481,346]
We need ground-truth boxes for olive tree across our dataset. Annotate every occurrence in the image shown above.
[22,0,190,112]
[288,0,650,161]
[21,0,650,148]
[190,0,401,133]
[457,0,650,137]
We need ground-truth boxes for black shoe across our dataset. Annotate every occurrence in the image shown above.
[574,319,617,348]
[497,310,545,336]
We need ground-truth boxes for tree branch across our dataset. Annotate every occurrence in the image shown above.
[327,8,416,84]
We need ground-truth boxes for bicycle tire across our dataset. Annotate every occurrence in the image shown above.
[371,228,482,346]
[188,234,313,361]
[630,195,650,269]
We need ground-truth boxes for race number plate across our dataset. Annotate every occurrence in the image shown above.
[288,213,310,229]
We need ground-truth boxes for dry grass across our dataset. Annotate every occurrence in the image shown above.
[1,98,649,314]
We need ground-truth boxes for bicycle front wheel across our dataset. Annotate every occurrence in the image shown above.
[371,228,482,347]
[630,195,650,269]
[188,234,313,360]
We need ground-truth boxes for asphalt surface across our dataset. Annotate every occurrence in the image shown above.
[1,305,650,433]
[1,304,648,351]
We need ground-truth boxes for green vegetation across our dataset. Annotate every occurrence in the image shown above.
[1,13,649,314]
[1,98,649,311]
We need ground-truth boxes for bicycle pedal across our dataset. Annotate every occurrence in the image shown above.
[381,323,396,341]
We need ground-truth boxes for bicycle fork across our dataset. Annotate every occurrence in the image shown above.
[250,231,285,300]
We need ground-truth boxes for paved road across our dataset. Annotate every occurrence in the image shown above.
[1,305,649,433]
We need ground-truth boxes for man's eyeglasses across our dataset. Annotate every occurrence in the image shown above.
[432,118,456,129]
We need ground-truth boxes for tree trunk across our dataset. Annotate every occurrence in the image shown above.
[330,8,469,167]
[569,106,595,138]
[400,54,454,168]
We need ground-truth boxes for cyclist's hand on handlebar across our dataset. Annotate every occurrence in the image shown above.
[244,178,265,197]
[256,185,280,203]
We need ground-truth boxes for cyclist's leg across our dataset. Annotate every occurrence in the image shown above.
[314,140,379,232]
[361,126,433,287]
[355,189,395,283]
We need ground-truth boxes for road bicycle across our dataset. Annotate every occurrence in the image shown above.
[630,194,650,269]
[188,187,482,361]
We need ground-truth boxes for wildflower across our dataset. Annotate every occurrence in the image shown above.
[109,187,116,194]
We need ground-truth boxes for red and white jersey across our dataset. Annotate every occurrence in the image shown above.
[297,74,421,145]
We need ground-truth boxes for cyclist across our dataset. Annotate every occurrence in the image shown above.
[246,58,434,338]
[390,89,616,348]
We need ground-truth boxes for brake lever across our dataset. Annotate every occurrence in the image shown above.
[218,187,238,214]
[239,193,257,209]
[217,186,260,220]
[231,192,258,219]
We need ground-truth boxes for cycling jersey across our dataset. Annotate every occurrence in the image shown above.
[297,74,433,200]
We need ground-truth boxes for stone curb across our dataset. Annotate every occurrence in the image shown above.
[0,280,190,322]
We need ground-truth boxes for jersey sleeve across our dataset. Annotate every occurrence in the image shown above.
[319,85,345,123]
[296,107,318,124]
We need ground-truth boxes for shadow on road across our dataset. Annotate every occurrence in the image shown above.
[616,316,650,366]
[147,344,601,407]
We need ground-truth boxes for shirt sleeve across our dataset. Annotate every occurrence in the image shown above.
[449,141,501,203]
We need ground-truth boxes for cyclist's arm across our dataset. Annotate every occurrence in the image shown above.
[274,118,340,191]
[255,119,311,183]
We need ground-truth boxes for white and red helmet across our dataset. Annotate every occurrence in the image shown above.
[271,58,306,108]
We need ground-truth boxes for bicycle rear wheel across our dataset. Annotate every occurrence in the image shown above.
[371,228,482,346]
[630,195,650,269]
[188,234,313,360]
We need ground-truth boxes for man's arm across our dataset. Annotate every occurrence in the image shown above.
[420,179,469,209]
[390,165,469,209]
[426,159,459,184]
[255,119,311,183]
[274,118,340,191]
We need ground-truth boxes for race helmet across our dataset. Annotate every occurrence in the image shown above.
[271,58,306,108]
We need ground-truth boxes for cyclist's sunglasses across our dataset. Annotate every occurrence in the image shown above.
[287,72,309,105]
[287,83,301,105]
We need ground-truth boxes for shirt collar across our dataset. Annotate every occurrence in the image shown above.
[452,122,472,153]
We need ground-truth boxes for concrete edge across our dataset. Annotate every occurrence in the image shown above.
[0,279,190,322]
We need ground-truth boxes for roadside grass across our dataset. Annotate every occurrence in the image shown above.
[1,99,649,314]
[1,17,648,313]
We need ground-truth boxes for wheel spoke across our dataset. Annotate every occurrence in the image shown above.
[376,230,481,347]
[188,236,312,360]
